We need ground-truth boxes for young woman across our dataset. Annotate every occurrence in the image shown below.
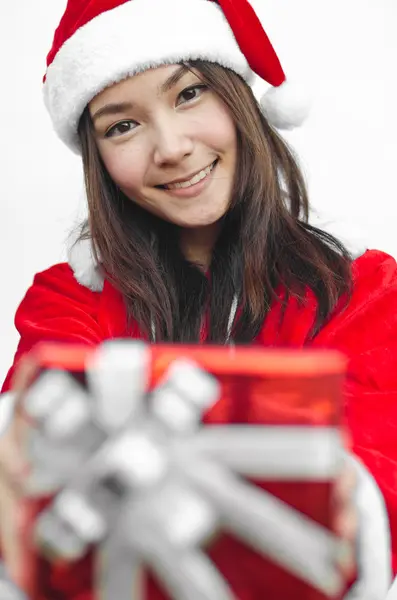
[0,0,395,597]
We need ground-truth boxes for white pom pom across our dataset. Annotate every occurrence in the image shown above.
[260,80,311,130]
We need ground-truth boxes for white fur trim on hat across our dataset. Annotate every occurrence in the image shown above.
[44,0,253,154]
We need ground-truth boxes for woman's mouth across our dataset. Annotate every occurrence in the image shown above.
[156,160,218,193]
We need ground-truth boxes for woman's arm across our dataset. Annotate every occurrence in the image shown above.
[312,250,397,582]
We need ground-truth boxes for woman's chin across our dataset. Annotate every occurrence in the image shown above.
[168,207,228,229]
[174,217,224,229]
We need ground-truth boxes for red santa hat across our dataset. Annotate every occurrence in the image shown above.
[44,0,310,154]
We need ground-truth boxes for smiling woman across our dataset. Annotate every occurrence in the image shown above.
[76,58,352,344]
[0,0,396,598]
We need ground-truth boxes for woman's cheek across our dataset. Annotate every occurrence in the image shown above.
[199,101,236,150]
[104,146,147,192]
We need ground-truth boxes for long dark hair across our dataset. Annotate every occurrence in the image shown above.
[77,60,352,344]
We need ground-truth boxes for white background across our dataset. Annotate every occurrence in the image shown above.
[0,0,396,383]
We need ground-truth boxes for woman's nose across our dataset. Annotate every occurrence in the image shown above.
[152,118,194,167]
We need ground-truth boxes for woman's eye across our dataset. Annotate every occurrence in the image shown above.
[105,120,137,138]
[177,85,207,106]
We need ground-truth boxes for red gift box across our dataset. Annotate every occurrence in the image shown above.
[14,341,349,600]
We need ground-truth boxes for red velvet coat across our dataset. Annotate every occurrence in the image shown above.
[2,249,397,595]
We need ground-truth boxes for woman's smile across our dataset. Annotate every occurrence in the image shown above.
[156,159,218,198]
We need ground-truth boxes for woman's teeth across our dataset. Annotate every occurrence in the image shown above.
[165,162,215,190]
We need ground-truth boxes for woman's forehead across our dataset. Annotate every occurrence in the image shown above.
[89,64,195,110]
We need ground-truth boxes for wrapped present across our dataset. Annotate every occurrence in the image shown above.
[14,340,349,600]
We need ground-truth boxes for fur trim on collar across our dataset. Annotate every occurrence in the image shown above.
[67,231,105,292]
[67,217,368,292]
[309,212,368,258]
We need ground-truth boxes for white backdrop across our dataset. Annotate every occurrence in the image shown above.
[0,0,396,383]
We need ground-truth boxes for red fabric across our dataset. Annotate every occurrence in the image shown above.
[1,264,103,392]
[2,249,397,594]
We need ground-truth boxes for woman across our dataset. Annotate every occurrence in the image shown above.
[0,0,395,597]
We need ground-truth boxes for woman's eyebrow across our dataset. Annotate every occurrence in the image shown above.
[92,66,190,123]
[92,102,134,124]
[159,64,190,94]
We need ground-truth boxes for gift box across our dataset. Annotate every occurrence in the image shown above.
[14,341,349,600]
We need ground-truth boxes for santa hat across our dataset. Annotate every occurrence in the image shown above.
[44,0,310,154]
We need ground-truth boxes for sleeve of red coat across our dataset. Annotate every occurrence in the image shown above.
[312,250,397,572]
[1,263,103,393]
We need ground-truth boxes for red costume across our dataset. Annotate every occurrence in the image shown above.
[2,248,397,595]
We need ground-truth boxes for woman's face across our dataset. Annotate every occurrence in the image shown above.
[89,64,237,229]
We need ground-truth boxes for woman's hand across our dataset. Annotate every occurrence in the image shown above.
[334,460,358,584]
[0,358,38,589]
